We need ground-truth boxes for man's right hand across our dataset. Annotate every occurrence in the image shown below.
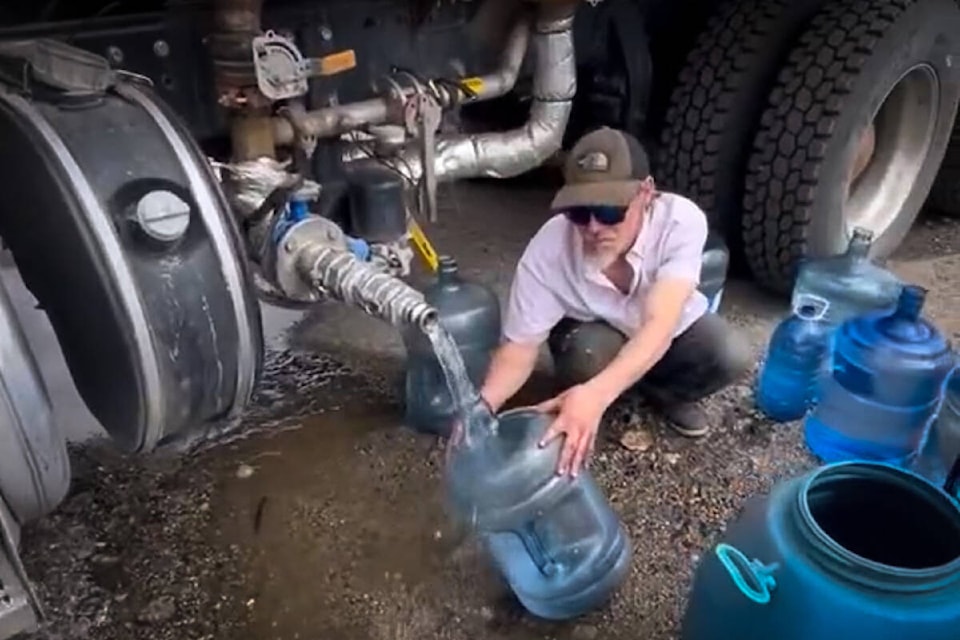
[477,340,540,413]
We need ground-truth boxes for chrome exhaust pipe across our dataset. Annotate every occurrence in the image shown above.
[346,1,577,182]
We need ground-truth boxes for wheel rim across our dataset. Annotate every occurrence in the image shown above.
[844,64,940,238]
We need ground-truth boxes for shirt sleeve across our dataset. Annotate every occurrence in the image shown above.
[656,198,708,284]
[502,259,566,346]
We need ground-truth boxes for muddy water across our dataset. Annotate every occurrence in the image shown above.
[204,388,582,640]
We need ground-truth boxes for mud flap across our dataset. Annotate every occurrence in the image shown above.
[0,274,70,525]
[0,41,264,453]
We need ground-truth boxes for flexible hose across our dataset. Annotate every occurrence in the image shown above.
[297,244,438,330]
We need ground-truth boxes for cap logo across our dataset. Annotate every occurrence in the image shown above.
[576,150,609,173]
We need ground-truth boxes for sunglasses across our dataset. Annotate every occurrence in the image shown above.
[558,204,628,226]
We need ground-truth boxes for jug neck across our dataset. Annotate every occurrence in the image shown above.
[845,227,874,259]
[437,255,460,287]
[876,284,933,344]
[791,462,960,594]
[892,284,926,322]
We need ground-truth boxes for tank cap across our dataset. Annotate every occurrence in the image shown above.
[135,189,191,243]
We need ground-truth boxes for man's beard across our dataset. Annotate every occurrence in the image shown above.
[584,243,619,271]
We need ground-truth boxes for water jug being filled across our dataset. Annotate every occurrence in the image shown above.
[755,294,832,422]
[913,367,960,486]
[681,461,960,640]
[803,285,955,465]
[791,227,902,326]
[400,255,501,437]
[699,230,729,313]
[445,406,632,620]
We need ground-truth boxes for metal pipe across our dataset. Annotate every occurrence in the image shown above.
[350,4,576,182]
[270,9,534,145]
[296,243,438,330]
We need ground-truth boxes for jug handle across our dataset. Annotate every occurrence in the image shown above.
[793,293,830,321]
[519,522,560,579]
[715,543,779,605]
[913,361,960,474]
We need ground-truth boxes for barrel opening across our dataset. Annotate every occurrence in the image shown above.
[807,467,960,569]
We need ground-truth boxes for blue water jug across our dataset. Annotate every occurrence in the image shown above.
[444,407,632,620]
[914,367,960,486]
[699,231,729,313]
[400,256,501,437]
[681,461,960,640]
[803,285,955,465]
[755,294,832,421]
[791,227,902,326]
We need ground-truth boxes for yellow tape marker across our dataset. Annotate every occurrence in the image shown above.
[460,76,485,96]
[314,50,357,76]
[408,218,439,273]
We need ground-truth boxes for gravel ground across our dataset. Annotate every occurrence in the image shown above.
[13,176,960,640]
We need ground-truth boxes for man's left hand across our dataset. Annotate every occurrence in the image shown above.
[535,383,608,477]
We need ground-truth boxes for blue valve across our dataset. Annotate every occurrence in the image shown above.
[345,236,371,261]
[272,197,312,245]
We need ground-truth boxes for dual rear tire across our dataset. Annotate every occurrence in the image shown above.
[657,0,960,295]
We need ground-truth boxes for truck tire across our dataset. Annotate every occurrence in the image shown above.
[656,0,826,257]
[927,126,960,216]
[742,0,960,294]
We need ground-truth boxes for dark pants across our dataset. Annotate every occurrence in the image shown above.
[547,312,752,407]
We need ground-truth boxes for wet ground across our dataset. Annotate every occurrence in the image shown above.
[13,176,960,640]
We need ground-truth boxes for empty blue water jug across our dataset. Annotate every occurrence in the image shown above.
[755,294,832,421]
[444,407,632,620]
[914,367,960,486]
[699,231,729,313]
[804,285,955,465]
[400,256,501,437]
[791,227,902,326]
[681,461,960,640]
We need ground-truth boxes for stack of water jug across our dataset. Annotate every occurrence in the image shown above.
[683,228,960,640]
[754,227,959,482]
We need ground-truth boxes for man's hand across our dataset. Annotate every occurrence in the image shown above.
[535,383,608,477]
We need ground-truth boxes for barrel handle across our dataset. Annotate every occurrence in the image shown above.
[715,543,778,605]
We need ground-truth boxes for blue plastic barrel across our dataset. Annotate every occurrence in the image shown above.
[681,461,960,640]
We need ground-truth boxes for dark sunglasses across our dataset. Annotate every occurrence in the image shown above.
[558,205,628,226]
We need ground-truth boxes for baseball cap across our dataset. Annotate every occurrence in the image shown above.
[550,126,652,210]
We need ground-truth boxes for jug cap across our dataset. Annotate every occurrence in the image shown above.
[437,255,459,279]
[847,227,874,257]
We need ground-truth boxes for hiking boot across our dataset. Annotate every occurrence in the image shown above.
[661,401,711,438]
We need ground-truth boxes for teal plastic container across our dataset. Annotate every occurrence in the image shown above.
[681,461,960,640]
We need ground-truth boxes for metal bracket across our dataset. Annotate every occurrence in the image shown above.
[277,101,318,164]
[403,93,442,223]
[252,30,309,101]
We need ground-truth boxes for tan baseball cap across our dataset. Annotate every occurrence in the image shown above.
[551,126,652,210]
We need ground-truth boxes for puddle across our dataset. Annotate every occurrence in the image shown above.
[203,386,593,640]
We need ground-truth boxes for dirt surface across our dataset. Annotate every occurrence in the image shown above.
[15,176,960,640]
